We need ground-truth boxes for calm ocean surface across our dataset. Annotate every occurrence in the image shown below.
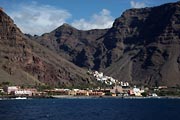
[0,98,180,120]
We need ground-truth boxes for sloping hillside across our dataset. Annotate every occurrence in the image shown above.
[0,10,93,87]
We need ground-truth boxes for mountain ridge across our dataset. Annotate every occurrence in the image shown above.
[35,1,180,87]
[0,10,94,87]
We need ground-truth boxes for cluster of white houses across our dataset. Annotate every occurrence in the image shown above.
[88,70,152,96]
[89,71,129,87]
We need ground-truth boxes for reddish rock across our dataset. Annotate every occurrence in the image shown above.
[0,10,93,87]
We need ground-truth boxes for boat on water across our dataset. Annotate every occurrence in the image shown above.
[12,97,27,100]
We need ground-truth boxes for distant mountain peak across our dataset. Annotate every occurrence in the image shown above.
[59,23,76,29]
[53,23,78,34]
[62,23,72,27]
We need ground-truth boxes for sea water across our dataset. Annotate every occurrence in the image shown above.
[0,98,180,120]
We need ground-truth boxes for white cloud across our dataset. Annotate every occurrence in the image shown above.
[71,9,114,30]
[9,2,71,35]
[8,3,114,35]
[130,1,146,8]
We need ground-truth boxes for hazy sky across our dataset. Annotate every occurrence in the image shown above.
[0,0,178,35]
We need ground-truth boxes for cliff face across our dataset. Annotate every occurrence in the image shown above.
[35,1,180,87]
[0,10,93,87]
[34,24,108,69]
[104,2,180,87]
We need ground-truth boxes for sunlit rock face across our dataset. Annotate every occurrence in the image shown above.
[0,10,93,87]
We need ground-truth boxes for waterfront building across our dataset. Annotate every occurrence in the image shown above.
[130,87,145,96]
[3,86,37,96]
[88,91,104,96]
[45,89,69,95]
[76,90,88,96]
[110,85,123,94]
[15,88,37,96]
[15,90,33,96]
[3,86,20,94]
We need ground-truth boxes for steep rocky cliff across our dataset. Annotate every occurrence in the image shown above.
[34,23,108,69]
[0,10,93,87]
[35,1,180,87]
[104,2,180,87]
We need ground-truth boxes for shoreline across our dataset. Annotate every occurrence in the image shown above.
[51,95,180,99]
[0,95,180,100]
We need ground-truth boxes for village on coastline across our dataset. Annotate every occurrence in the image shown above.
[0,70,179,100]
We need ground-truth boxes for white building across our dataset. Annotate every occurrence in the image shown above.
[4,86,20,94]
[15,90,33,96]
[92,70,128,86]
[3,86,37,96]
[133,87,144,96]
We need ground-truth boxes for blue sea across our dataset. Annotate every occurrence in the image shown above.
[0,98,180,120]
